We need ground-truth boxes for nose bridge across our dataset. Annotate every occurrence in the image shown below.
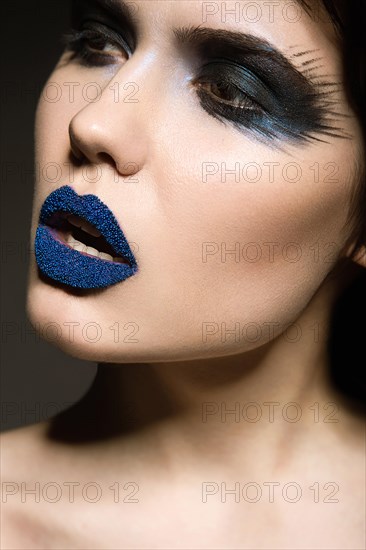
[110,48,159,109]
[69,49,160,173]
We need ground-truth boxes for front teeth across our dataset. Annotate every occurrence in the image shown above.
[99,251,114,261]
[65,234,119,263]
[85,246,100,258]
[66,214,101,238]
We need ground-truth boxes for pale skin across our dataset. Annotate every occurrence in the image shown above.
[1,0,365,548]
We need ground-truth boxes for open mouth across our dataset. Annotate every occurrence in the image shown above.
[35,185,138,290]
[46,211,130,265]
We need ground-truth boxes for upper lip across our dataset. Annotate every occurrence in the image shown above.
[38,185,137,267]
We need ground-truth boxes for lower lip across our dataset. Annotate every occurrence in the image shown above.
[34,225,138,289]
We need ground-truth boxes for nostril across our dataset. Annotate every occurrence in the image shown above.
[69,148,84,166]
[68,125,86,163]
[69,141,85,164]
[97,151,116,167]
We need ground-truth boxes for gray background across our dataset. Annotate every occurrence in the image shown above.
[1,1,96,432]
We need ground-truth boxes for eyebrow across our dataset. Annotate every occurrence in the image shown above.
[172,25,319,88]
[72,0,138,45]
[96,0,138,20]
[71,0,345,143]
[72,0,323,98]
[73,0,314,67]
[174,25,303,64]
[72,0,138,27]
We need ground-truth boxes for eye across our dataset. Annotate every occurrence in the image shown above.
[191,60,269,128]
[61,22,131,67]
[197,80,259,111]
[81,29,120,56]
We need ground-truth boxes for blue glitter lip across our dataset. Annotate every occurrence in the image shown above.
[34,185,138,289]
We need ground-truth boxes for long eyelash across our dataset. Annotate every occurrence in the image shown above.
[60,28,351,146]
[196,52,352,146]
[61,28,89,52]
[60,25,129,66]
[198,80,261,113]
[60,28,103,65]
[290,51,352,143]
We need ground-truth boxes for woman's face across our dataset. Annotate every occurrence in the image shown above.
[27,0,363,362]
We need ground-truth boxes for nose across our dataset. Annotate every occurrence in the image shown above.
[68,54,151,178]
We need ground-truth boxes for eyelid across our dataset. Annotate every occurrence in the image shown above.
[194,59,277,112]
[196,81,260,113]
[80,20,133,56]
[72,0,138,44]
[61,24,130,68]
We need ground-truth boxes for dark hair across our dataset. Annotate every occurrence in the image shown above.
[309,0,366,409]
[303,0,366,255]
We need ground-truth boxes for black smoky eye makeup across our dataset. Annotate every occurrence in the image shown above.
[192,60,275,121]
[61,21,131,67]
[60,16,350,146]
[173,26,351,145]
[191,57,349,145]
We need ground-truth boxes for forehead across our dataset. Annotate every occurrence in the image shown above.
[88,2,335,40]
[73,0,341,69]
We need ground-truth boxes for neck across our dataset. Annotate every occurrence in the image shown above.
[46,271,359,475]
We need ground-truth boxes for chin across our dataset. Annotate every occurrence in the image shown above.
[25,253,316,365]
[26,281,274,365]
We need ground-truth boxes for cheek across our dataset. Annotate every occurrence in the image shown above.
[35,76,79,164]
[29,62,359,360]
[153,132,355,346]
[31,78,78,260]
